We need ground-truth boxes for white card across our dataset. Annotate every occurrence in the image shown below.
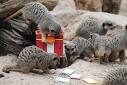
[55,77,70,83]
[70,73,82,79]
[62,69,75,75]
[82,78,99,84]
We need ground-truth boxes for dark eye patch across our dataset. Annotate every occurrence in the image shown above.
[71,48,74,51]
[66,48,70,51]
[107,23,113,26]
[53,57,58,61]
[51,30,55,32]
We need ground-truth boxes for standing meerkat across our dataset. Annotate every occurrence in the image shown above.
[64,37,95,65]
[5,2,61,43]
[90,25,127,64]
[101,67,127,85]
[2,46,60,74]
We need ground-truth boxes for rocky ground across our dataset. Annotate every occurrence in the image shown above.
[0,55,126,85]
[0,0,127,85]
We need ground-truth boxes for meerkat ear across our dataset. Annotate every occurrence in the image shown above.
[64,45,67,49]
[64,41,69,45]
[89,32,99,39]
[89,32,94,39]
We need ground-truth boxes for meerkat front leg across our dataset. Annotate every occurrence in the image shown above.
[41,65,50,74]
[119,49,126,64]
[41,32,47,43]
[104,54,109,63]
[38,25,47,43]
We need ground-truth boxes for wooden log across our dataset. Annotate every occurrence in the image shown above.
[0,17,35,56]
[0,0,58,18]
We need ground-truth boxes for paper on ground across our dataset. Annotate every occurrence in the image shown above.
[62,69,75,75]
[82,78,99,84]
[70,73,82,79]
[55,77,70,83]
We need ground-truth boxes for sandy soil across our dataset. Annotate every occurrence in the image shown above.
[0,54,126,85]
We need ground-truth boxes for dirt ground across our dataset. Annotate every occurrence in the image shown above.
[0,54,126,85]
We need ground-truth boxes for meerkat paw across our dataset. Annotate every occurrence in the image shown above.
[2,66,10,73]
[49,70,56,74]
[117,61,127,65]
[42,38,47,43]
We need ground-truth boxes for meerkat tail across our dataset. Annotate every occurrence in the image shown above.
[4,9,22,21]
[2,65,30,73]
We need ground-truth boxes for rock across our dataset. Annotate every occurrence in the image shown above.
[102,0,122,14]
[39,0,59,11]
[74,0,102,11]
[53,0,76,12]
[120,0,127,16]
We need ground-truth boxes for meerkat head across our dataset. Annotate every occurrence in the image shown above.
[49,21,61,37]
[64,42,77,55]
[45,14,61,37]
[102,20,115,30]
[49,53,60,70]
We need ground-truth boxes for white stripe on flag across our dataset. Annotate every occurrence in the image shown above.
[47,43,54,53]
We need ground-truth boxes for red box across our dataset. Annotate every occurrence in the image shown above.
[36,30,64,57]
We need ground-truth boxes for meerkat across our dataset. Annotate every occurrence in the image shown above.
[90,25,127,64]
[2,46,60,74]
[68,16,115,40]
[64,37,95,65]
[5,2,61,43]
[89,33,111,64]
[101,67,127,85]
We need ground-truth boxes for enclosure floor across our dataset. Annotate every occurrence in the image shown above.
[0,55,126,85]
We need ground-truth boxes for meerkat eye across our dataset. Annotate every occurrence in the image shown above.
[51,30,55,32]
[107,23,113,26]
[71,48,74,51]
[66,48,70,51]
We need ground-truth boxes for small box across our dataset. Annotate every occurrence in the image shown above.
[36,30,64,57]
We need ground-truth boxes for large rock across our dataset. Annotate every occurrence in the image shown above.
[74,0,102,11]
